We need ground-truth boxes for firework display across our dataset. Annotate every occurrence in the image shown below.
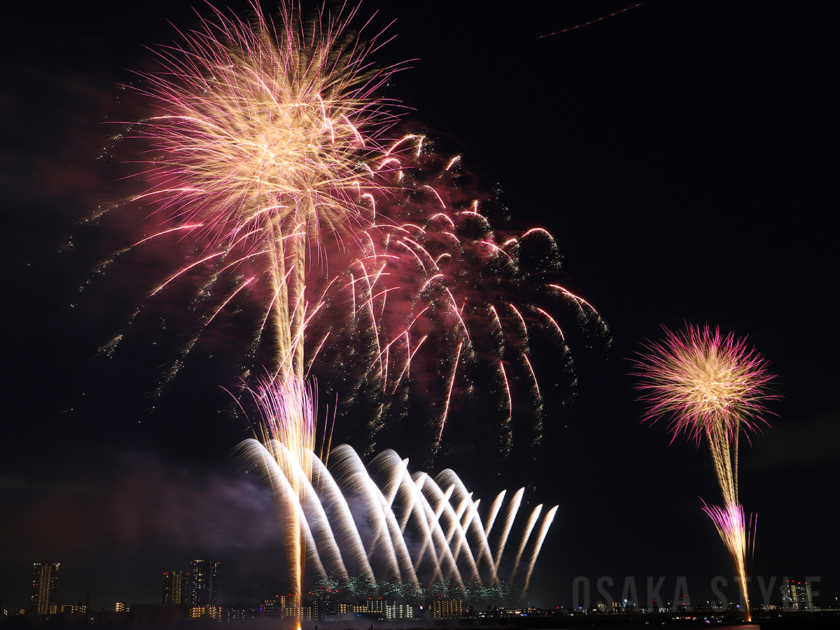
[86,0,607,612]
[97,0,608,458]
[634,325,774,621]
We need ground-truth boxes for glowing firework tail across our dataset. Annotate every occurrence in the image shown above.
[242,375,316,602]
[634,324,775,621]
[131,0,405,607]
[304,140,611,456]
[100,0,609,459]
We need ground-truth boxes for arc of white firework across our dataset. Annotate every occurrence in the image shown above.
[493,487,524,570]
[484,490,506,537]
[462,497,478,532]
[310,451,376,582]
[509,504,543,583]
[237,439,328,586]
[400,473,439,571]
[523,505,558,594]
[330,445,405,583]
[365,467,422,588]
[436,470,498,583]
[420,475,482,585]
[352,450,422,587]
[368,450,409,509]
[410,473,464,588]
[264,440,349,580]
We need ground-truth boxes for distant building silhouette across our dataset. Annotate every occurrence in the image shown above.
[188,560,219,607]
[31,562,60,615]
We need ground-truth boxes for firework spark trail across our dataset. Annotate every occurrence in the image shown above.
[493,487,524,570]
[634,324,775,621]
[243,375,317,601]
[82,0,611,616]
[108,1,411,608]
[241,382,558,595]
[702,500,753,607]
[484,490,507,537]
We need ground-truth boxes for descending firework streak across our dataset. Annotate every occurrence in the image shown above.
[634,325,775,621]
[308,144,611,455]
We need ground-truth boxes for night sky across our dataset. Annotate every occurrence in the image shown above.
[2,0,838,614]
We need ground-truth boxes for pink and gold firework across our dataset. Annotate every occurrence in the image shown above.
[634,324,775,621]
[88,0,608,608]
[130,0,401,383]
[304,142,611,456]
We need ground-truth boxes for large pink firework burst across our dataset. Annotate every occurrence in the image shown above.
[308,141,611,456]
[97,0,404,386]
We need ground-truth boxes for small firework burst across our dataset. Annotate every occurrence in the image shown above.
[634,324,774,442]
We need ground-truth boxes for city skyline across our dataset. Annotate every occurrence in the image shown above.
[7,558,825,616]
[1,0,838,615]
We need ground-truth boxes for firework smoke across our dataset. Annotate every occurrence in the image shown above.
[634,324,775,621]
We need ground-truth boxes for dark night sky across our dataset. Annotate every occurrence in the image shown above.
[2,0,839,614]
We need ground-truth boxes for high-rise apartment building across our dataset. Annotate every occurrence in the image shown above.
[162,571,187,605]
[188,560,219,607]
[31,562,60,615]
[431,599,463,618]
[781,579,814,611]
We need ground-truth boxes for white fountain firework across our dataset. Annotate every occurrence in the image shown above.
[238,440,557,595]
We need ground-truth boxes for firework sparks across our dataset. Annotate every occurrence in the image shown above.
[635,325,774,445]
[122,0,408,609]
[634,324,775,621]
[103,12,611,454]
[306,139,611,457]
